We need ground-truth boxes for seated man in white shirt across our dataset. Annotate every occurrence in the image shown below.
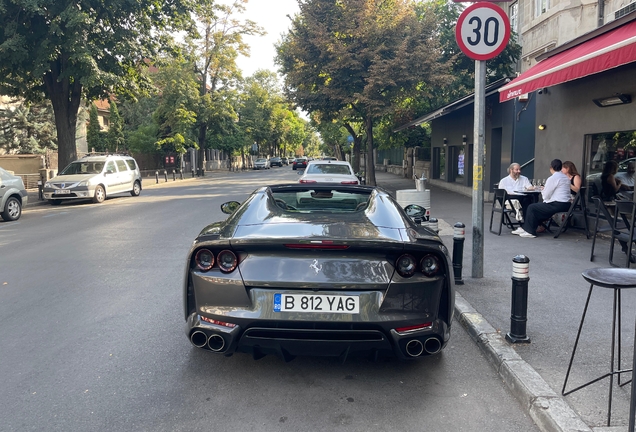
[513,159,572,238]
[499,163,533,221]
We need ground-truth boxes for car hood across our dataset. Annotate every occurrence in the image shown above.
[49,174,99,183]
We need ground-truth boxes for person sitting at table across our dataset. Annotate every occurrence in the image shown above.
[561,161,581,196]
[601,160,622,202]
[498,163,533,221]
[512,159,571,238]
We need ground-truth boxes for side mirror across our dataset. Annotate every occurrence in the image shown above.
[221,201,241,214]
[404,204,426,220]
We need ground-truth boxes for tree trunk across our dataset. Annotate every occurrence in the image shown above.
[198,123,207,173]
[44,62,81,172]
[365,116,376,186]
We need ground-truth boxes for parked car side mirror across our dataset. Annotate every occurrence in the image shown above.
[404,204,426,222]
[221,201,241,214]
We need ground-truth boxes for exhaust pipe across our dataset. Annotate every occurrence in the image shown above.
[405,339,424,357]
[424,337,442,354]
[207,334,226,352]
[190,331,208,348]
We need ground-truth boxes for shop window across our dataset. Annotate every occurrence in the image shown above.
[585,130,636,195]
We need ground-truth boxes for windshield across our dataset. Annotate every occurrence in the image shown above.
[256,159,267,163]
[306,164,352,175]
[271,187,370,213]
[60,161,105,175]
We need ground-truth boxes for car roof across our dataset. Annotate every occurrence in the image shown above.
[306,160,351,166]
[76,154,133,162]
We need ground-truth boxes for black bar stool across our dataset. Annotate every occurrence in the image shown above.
[562,267,636,426]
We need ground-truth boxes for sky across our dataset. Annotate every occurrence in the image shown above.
[235,0,300,79]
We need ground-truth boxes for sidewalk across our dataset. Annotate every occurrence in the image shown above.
[375,171,635,432]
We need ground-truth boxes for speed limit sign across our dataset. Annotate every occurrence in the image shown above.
[455,2,510,61]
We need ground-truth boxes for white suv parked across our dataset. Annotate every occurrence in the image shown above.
[43,155,142,205]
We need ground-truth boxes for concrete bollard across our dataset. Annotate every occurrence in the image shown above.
[155,171,159,184]
[506,255,531,344]
[452,223,465,285]
[164,170,168,182]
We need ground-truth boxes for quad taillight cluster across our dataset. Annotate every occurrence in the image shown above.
[395,253,441,278]
[194,249,238,273]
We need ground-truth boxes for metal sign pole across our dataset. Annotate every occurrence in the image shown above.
[472,59,486,278]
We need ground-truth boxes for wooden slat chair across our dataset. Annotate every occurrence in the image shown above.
[553,187,590,239]
[489,189,523,235]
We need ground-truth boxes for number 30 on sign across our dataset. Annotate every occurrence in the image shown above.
[455,2,510,61]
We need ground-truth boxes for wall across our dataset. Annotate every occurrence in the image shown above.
[0,155,44,174]
[534,62,636,177]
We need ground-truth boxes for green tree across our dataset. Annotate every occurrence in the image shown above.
[86,103,106,153]
[0,1,193,171]
[278,0,450,185]
[0,101,58,154]
[107,101,125,153]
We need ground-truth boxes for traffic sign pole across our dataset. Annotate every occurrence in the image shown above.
[455,2,510,278]
[472,60,486,278]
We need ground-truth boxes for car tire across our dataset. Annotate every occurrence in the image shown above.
[92,185,106,203]
[49,199,61,206]
[1,196,21,221]
[130,181,141,197]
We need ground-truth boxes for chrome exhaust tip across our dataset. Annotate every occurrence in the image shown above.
[207,334,226,352]
[190,331,208,348]
[405,339,424,357]
[424,337,442,355]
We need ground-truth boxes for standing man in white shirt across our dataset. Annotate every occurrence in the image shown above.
[513,159,572,238]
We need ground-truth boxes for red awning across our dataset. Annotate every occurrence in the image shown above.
[499,19,636,102]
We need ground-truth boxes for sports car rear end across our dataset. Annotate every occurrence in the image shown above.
[183,185,454,361]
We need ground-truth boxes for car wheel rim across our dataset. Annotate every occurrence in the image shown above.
[134,183,140,194]
[97,189,104,200]
[8,200,19,218]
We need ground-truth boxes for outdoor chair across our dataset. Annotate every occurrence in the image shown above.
[590,196,624,262]
[553,187,590,239]
[609,199,636,268]
[489,189,522,235]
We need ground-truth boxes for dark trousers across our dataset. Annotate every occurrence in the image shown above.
[523,201,571,235]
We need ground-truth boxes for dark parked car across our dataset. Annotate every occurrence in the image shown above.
[183,184,455,361]
[292,157,308,170]
[270,157,283,167]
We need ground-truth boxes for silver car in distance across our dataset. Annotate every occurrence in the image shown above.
[183,184,455,362]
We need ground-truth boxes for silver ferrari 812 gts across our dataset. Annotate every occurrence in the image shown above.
[183,184,455,361]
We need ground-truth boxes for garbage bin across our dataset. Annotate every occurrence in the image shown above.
[415,176,427,191]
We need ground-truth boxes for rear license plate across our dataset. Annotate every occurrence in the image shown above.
[54,190,70,194]
[274,294,359,314]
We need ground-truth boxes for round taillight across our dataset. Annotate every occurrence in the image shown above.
[217,250,238,273]
[420,254,441,277]
[195,249,215,271]
[396,254,417,278]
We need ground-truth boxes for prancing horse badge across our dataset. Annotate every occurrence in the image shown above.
[310,259,322,274]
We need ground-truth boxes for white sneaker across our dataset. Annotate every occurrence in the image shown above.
[511,227,525,235]
[519,230,536,238]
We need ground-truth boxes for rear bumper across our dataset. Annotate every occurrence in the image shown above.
[185,312,450,361]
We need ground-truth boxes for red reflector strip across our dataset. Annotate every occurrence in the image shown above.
[395,322,433,333]
[299,179,317,183]
[200,316,237,328]
[284,244,349,250]
[340,181,359,184]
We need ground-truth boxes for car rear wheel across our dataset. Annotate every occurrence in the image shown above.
[130,181,141,197]
[49,199,61,206]
[1,196,21,221]
[93,185,106,203]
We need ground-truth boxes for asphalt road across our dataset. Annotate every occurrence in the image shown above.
[0,167,539,432]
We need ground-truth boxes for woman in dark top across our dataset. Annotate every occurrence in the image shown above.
[561,161,581,196]
[601,160,622,202]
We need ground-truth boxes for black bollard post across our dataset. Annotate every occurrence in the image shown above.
[202,168,205,177]
[452,223,465,285]
[38,180,43,200]
[191,169,195,178]
[506,255,531,344]
[429,217,439,234]
[164,170,168,182]
[155,170,159,184]
[173,170,176,181]
[179,170,183,180]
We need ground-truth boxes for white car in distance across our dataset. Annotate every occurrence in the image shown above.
[298,160,359,185]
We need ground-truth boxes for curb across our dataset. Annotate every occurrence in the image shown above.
[454,293,593,432]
